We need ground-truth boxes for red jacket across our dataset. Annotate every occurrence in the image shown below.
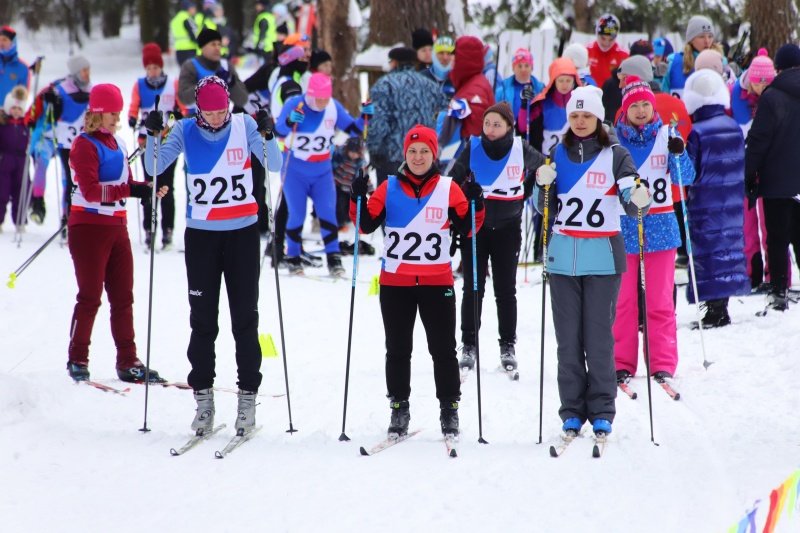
[69,130,142,226]
[351,170,485,286]
[587,41,629,87]
[451,36,495,139]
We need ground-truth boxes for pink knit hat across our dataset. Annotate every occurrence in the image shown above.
[512,48,533,67]
[621,76,656,118]
[306,72,332,99]
[694,49,724,75]
[748,48,776,84]
[195,76,230,111]
[89,84,123,113]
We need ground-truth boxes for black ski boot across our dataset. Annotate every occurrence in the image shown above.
[67,361,90,382]
[459,344,476,370]
[285,256,304,275]
[300,249,323,267]
[30,196,46,224]
[694,299,731,329]
[768,289,789,311]
[616,369,632,384]
[439,400,459,437]
[162,228,173,250]
[499,342,517,371]
[652,371,673,383]
[144,230,153,247]
[358,240,376,255]
[387,400,410,438]
[327,253,346,277]
[117,362,166,383]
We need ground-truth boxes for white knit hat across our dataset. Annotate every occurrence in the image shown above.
[682,69,730,115]
[3,85,27,115]
[566,86,605,122]
[562,43,589,70]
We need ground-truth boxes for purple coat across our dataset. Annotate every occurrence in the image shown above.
[0,118,30,156]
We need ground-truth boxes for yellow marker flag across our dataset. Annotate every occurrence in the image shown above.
[7,273,17,289]
[259,333,278,358]
[368,275,380,296]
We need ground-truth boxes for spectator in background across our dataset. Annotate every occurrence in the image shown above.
[422,36,456,101]
[412,28,434,70]
[603,42,653,121]
[272,3,296,36]
[447,36,495,139]
[494,48,545,139]
[563,43,596,86]
[367,47,442,186]
[170,0,200,65]
[252,0,278,62]
[483,45,498,90]
[662,15,721,98]
[652,37,675,86]
[587,13,629,87]
[0,26,29,104]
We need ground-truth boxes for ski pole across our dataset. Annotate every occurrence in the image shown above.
[140,95,161,434]
[670,120,712,370]
[47,105,64,225]
[470,178,488,445]
[522,201,530,282]
[537,159,550,445]
[339,193,362,442]
[636,178,659,446]
[262,124,297,434]
[6,221,65,289]
[132,129,143,245]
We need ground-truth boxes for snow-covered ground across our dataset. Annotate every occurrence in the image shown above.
[2,24,799,533]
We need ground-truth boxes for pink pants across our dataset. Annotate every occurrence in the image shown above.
[613,249,677,376]
[743,197,792,286]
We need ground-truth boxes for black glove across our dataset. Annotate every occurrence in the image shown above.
[128,116,137,129]
[449,229,461,257]
[462,180,484,202]
[745,176,758,209]
[351,170,369,198]
[42,88,59,105]
[129,183,151,199]
[171,108,184,121]
[667,136,685,155]
[521,84,534,101]
[143,110,164,135]
[255,107,274,139]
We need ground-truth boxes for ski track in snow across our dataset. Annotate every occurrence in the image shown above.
[2,23,799,533]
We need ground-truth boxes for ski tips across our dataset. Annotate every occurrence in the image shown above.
[359,446,369,456]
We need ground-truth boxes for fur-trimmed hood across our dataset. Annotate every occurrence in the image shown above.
[683,69,730,115]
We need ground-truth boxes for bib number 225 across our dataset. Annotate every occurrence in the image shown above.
[193,174,247,205]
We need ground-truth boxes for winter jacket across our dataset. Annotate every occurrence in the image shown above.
[366,65,442,164]
[615,117,695,254]
[449,129,545,229]
[729,77,757,136]
[0,116,30,156]
[745,67,800,199]
[661,51,695,97]
[450,36,495,139]
[587,41,629,88]
[602,69,622,123]
[494,74,545,125]
[0,44,29,104]
[178,55,248,109]
[332,146,367,191]
[420,67,455,102]
[686,104,750,302]
[528,58,580,153]
[533,126,642,276]
[351,166,485,286]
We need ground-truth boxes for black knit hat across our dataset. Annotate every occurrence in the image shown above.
[483,101,515,128]
[197,27,223,49]
[629,39,654,58]
[774,44,800,71]
[412,28,434,50]
[389,47,417,64]
[310,49,332,71]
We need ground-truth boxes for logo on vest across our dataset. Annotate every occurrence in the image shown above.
[425,206,444,224]
[226,147,245,166]
[325,119,335,129]
[650,154,667,169]
[506,165,522,179]
[586,171,608,189]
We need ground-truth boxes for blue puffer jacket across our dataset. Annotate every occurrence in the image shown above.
[615,117,695,254]
[494,75,545,120]
[685,104,750,303]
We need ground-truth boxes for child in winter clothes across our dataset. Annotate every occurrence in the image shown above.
[562,43,597,87]
[730,49,778,291]
[662,15,722,98]
[275,72,370,276]
[349,124,485,440]
[0,85,30,230]
[494,48,545,139]
[66,84,168,383]
[613,77,695,382]
[528,57,581,156]
[682,69,750,327]
[533,85,650,436]
[448,101,545,375]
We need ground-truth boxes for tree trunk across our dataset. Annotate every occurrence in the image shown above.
[102,1,125,38]
[746,0,797,58]
[367,0,448,47]
[572,0,592,34]
[138,0,169,50]
[318,0,360,113]
[222,0,245,55]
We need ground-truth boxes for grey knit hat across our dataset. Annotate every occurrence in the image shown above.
[619,55,654,82]
[67,55,90,76]
[685,15,714,44]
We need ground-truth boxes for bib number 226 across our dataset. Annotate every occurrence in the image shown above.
[555,198,605,228]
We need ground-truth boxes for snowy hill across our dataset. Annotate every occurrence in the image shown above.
[1,24,799,533]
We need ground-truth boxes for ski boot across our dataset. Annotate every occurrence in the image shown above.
[499,342,517,371]
[60,215,68,243]
[459,344,476,371]
[235,390,257,434]
[767,289,789,312]
[116,362,166,383]
[162,228,173,250]
[562,417,583,433]
[191,388,215,435]
[144,230,154,248]
[358,240,376,256]
[439,400,459,437]
[300,249,323,267]
[30,196,46,224]
[692,299,731,329]
[285,256,304,275]
[616,369,632,384]
[652,371,672,383]
[66,361,90,382]
[387,399,410,438]
[327,253,346,278]
[339,240,355,256]
[592,418,612,435]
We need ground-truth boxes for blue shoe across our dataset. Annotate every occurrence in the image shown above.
[562,417,582,433]
[593,419,612,435]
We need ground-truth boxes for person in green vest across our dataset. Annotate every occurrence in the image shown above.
[170,0,200,66]
[253,0,278,62]
[195,1,230,58]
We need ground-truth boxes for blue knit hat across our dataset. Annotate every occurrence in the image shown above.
[774,44,800,71]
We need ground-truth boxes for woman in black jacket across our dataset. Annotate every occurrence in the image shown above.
[449,102,546,377]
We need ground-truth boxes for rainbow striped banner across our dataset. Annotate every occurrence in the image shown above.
[728,469,800,533]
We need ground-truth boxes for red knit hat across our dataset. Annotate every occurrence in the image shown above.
[142,42,163,68]
[89,84,123,113]
[403,124,438,158]
[621,76,656,119]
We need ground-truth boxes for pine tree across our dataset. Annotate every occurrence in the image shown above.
[746,0,798,57]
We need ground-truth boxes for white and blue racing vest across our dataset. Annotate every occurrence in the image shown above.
[469,136,524,201]
[136,76,177,136]
[55,84,89,149]
[290,100,337,162]
[70,134,128,218]
[542,97,569,155]
[624,125,673,214]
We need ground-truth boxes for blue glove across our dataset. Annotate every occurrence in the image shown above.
[360,101,374,117]
[288,109,305,125]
